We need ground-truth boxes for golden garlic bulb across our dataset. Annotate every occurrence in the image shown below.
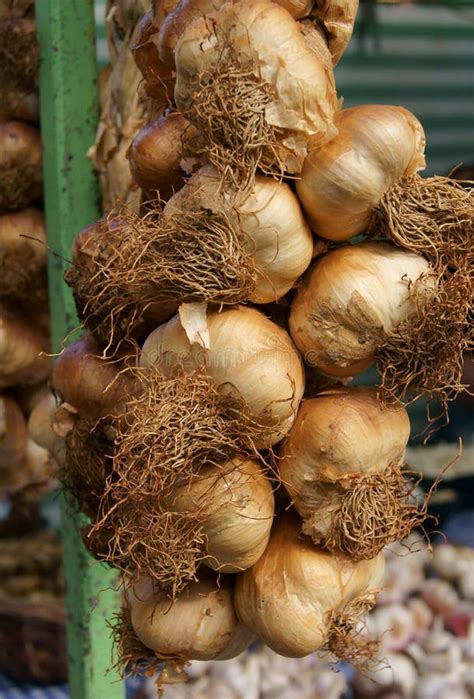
[164,166,314,303]
[279,387,417,558]
[129,574,253,661]
[0,307,50,387]
[167,459,274,572]
[289,241,430,377]
[141,304,305,445]
[174,0,337,178]
[296,105,426,240]
[0,209,46,301]
[235,513,384,657]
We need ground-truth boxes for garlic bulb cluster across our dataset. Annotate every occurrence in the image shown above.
[141,304,305,446]
[279,386,420,558]
[235,513,384,658]
[174,0,337,180]
[166,459,274,573]
[289,241,429,377]
[128,574,254,661]
[296,105,426,240]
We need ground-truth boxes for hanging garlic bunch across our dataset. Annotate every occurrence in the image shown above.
[0,121,42,211]
[165,459,274,573]
[235,513,384,660]
[174,0,337,188]
[65,167,313,346]
[123,574,254,673]
[296,104,473,270]
[289,241,473,414]
[90,304,303,593]
[278,387,431,559]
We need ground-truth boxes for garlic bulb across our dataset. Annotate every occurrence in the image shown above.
[129,574,253,661]
[353,652,418,698]
[174,0,337,184]
[167,459,274,572]
[65,218,177,346]
[161,166,314,304]
[52,335,137,419]
[296,105,425,240]
[27,391,65,466]
[234,512,384,658]
[0,209,47,302]
[296,104,472,271]
[0,120,42,210]
[127,112,195,197]
[277,1,314,18]
[0,395,27,471]
[279,386,417,559]
[0,307,50,387]
[158,0,227,68]
[289,241,429,377]
[141,304,305,446]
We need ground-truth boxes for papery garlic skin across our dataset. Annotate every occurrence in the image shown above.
[141,305,305,445]
[129,575,253,661]
[310,0,359,65]
[289,241,430,377]
[0,308,50,387]
[165,167,314,303]
[234,513,384,657]
[279,386,410,536]
[296,105,426,240]
[174,0,337,174]
[167,459,274,573]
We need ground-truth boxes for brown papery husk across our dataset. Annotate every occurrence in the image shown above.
[184,40,287,193]
[325,590,380,669]
[65,205,257,347]
[370,174,474,270]
[0,82,39,123]
[307,464,433,561]
[91,366,271,595]
[0,209,47,304]
[0,15,38,91]
[376,267,473,427]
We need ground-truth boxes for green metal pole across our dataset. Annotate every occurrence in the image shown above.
[36,2,125,697]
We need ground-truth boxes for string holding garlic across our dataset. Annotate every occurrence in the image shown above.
[296,104,473,270]
[174,0,337,188]
[279,387,431,560]
[289,241,473,416]
[234,512,384,661]
[65,167,313,347]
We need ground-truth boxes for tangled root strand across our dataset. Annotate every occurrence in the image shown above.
[371,174,474,270]
[376,268,473,427]
[325,590,380,668]
[184,40,286,193]
[304,464,433,560]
